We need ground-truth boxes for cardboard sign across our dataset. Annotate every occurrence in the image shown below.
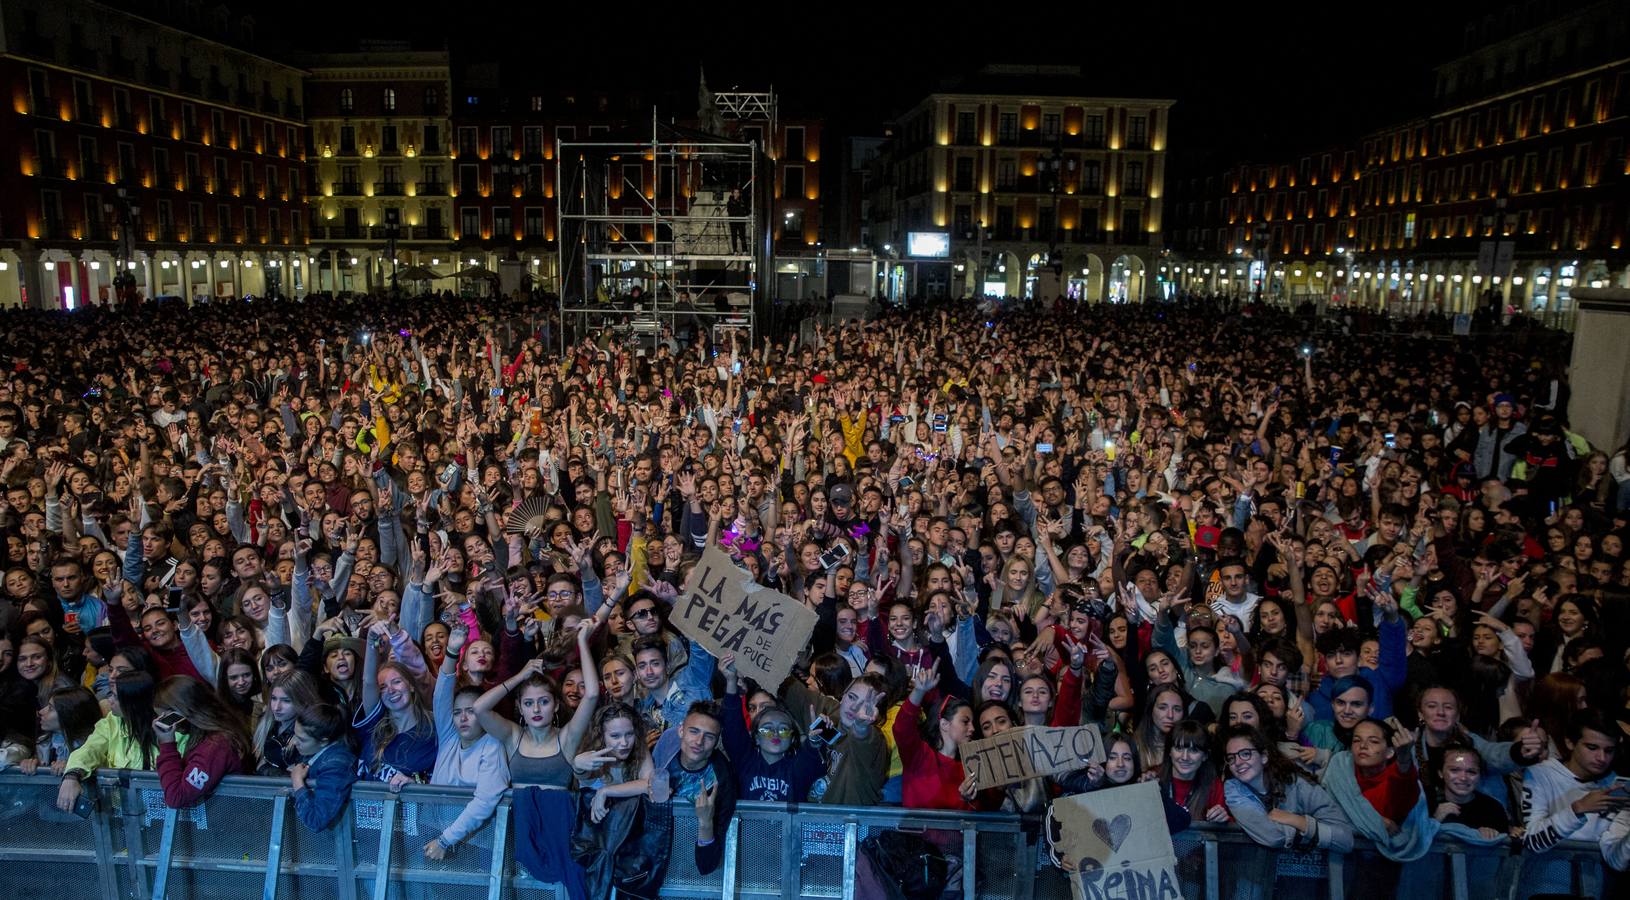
[672,546,818,689]
[958,725,1105,789]
[1047,781,1180,900]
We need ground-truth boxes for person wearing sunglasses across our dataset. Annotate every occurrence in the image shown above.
[716,652,824,802]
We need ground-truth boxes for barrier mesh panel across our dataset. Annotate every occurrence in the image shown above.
[974,828,1024,899]
[734,813,789,896]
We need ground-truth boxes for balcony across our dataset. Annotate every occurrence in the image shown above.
[109,56,137,79]
[421,140,442,156]
[407,224,448,240]
[375,181,404,196]
[75,105,99,125]
[269,228,285,245]
[154,227,182,243]
[117,168,143,187]
[178,73,203,95]
[415,181,447,196]
[334,181,363,195]
[146,66,174,91]
[33,157,68,179]
[1123,184,1148,198]
[114,110,137,131]
[83,221,113,241]
[28,93,53,117]
[184,125,206,143]
[82,164,112,183]
[207,82,230,104]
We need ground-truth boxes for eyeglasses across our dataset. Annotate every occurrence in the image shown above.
[545,590,576,600]
[629,608,656,620]
[756,724,795,738]
[1223,749,1260,765]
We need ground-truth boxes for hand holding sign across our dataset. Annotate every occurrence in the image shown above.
[670,547,818,689]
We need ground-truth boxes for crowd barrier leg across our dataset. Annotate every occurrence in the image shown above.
[262,793,288,900]
[151,806,178,899]
[1327,852,1345,900]
[333,800,358,900]
[371,795,398,900]
[841,821,859,900]
[1203,838,1219,900]
[89,784,122,899]
[721,817,738,898]
[961,828,977,899]
[485,798,510,900]
[777,812,799,896]
[120,780,152,900]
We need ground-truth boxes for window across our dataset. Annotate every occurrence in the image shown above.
[1084,114,1105,146]
[1125,161,1146,195]
[149,95,165,133]
[383,88,396,112]
[955,111,975,144]
[995,205,1014,238]
[80,135,100,173]
[189,202,205,235]
[783,164,804,198]
[1041,113,1059,141]
[954,157,974,192]
[28,68,50,115]
[1128,116,1147,148]
[460,207,480,239]
[74,78,94,122]
[381,164,401,189]
[423,125,440,155]
[153,147,170,181]
[494,208,512,239]
[998,112,1018,142]
[457,127,478,157]
[492,126,511,156]
[996,159,1016,189]
[382,124,397,154]
[523,126,544,155]
[459,164,477,196]
[785,126,805,161]
[524,207,545,238]
[783,207,804,235]
[214,157,228,191]
[217,204,233,240]
[555,125,576,147]
[239,117,251,149]
[340,125,355,154]
[244,208,257,239]
[530,95,543,112]
[117,142,136,182]
[1081,160,1102,194]
[266,164,279,195]
[241,161,254,193]
[424,87,439,112]
[339,88,353,113]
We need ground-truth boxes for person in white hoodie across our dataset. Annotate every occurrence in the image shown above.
[422,624,510,860]
[1520,708,1630,870]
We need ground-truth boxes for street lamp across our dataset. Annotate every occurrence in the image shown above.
[1036,146,1075,296]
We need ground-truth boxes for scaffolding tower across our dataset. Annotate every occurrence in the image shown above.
[554,115,766,353]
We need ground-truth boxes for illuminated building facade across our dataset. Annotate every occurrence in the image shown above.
[0,0,308,307]
[869,65,1172,301]
[1166,1,1630,326]
[302,49,452,294]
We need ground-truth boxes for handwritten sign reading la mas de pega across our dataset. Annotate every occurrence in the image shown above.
[958,725,1105,789]
[673,546,818,689]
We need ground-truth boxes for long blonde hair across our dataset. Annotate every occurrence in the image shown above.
[991,555,1042,619]
[367,662,431,765]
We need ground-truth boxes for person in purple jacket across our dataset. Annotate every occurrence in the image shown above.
[717,653,824,803]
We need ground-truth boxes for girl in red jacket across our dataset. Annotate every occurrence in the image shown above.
[153,676,255,808]
[892,659,998,811]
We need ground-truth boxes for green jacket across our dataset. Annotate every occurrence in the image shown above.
[65,714,191,775]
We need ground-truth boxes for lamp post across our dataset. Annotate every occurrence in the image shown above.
[384,208,401,294]
[106,187,140,306]
[1036,146,1075,301]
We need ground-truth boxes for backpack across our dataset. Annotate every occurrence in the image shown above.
[858,830,950,900]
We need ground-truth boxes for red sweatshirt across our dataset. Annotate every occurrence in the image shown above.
[105,599,204,682]
[157,734,248,808]
[893,699,1000,812]
[1356,760,1418,825]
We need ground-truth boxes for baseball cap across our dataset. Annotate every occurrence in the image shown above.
[829,484,855,507]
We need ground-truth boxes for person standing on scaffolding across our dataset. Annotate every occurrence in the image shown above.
[727,187,749,254]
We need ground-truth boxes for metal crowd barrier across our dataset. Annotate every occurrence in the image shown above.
[0,771,1612,899]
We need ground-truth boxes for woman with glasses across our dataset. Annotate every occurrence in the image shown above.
[1220,724,1353,852]
[716,652,824,802]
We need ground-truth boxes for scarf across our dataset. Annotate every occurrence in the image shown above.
[1320,751,1437,861]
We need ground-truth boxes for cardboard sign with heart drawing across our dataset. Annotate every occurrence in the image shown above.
[1045,781,1180,900]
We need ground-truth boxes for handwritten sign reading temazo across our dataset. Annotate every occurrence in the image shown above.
[673,546,818,689]
[958,725,1105,789]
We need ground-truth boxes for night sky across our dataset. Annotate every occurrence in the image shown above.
[222,0,1488,161]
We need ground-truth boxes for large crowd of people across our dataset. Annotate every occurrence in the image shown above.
[1,290,1628,898]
